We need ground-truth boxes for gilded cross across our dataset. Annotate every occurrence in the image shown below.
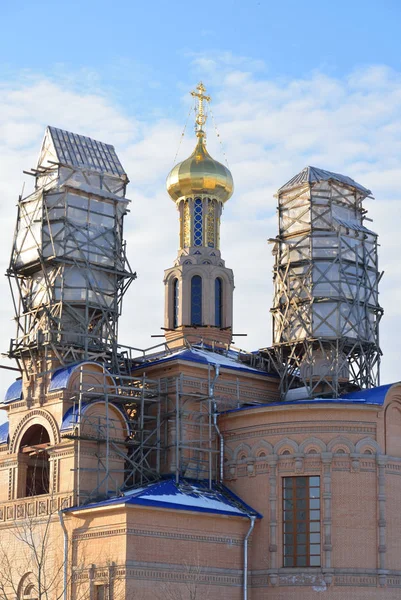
[191,82,211,131]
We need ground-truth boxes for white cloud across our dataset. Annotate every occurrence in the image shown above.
[0,60,400,409]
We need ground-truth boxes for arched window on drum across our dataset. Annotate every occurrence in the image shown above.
[193,198,203,246]
[173,278,179,329]
[191,276,202,325]
[207,199,216,248]
[215,277,223,327]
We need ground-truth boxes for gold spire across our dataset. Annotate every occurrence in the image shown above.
[191,82,211,136]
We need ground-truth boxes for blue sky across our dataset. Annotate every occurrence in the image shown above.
[3,0,401,118]
[0,0,401,396]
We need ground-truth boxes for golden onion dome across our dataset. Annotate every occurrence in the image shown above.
[166,83,233,203]
[166,132,233,203]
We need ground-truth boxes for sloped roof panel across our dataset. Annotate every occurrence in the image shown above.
[132,346,276,377]
[48,126,126,177]
[0,421,9,444]
[61,400,129,432]
[278,166,371,195]
[333,217,377,236]
[66,477,262,518]
[2,379,22,404]
[220,382,400,414]
[49,361,116,392]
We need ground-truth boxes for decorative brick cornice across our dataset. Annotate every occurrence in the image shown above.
[73,526,243,546]
[224,422,376,443]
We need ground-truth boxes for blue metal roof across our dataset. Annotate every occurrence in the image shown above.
[49,363,81,391]
[61,400,129,432]
[220,382,400,415]
[66,477,262,518]
[50,361,115,392]
[340,383,397,405]
[2,379,22,405]
[61,402,86,431]
[0,421,9,444]
[133,347,275,377]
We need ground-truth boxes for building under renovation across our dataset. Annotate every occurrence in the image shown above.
[0,83,400,599]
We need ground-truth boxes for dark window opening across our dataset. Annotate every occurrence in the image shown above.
[19,425,50,497]
[94,584,106,600]
[173,278,179,328]
[283,476,321,567]
[191,276,202,325]
[215,277,223,327]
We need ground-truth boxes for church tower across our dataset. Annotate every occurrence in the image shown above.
[164,83,234,348]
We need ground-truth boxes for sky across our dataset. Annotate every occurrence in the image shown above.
[0,0,401,400]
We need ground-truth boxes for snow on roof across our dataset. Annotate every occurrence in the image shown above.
[133,346,273,376]
[67,477,262,518]
[221,382,400,414]
[47,126,126,177]
[278,166,371,195]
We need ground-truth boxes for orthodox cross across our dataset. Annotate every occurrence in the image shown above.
[191,82,211,132]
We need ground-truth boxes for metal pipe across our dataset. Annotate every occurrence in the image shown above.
[175,377,180,484]
[58,510,68,600]
[210,365,223,482]
[243,516,256,600]
[212,411,224,483]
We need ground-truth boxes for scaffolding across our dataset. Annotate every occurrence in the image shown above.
[7,127,135,378]
[263,167,383,399]
[5,126,275,506]
[60,337,271,505]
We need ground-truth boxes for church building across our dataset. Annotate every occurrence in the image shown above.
[0,83,400,599]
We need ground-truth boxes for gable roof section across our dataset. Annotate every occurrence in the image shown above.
[67,477,262,518]
[278,166,371,195]
[132,346,275,377]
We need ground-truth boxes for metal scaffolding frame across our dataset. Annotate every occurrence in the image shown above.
[61,336,270,505]
[263,170,383,399]
[7,127,136,378]
[5,126,274,506]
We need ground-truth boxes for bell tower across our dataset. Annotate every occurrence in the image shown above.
[164,84,234,348]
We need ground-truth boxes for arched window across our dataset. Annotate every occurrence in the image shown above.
[23,582,38,600]
[215,277,223,327]
[183,200,191,247]
[18,575,38,600]
[173,278,179,328]
[193,198,203,246]
[207,199,215,248]
[19,425,50,497]
[191,276,202,325]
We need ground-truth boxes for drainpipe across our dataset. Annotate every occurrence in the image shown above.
[212,410,224,482]
[210,365,223,482]
[244,516,256,600]
[58,510,68,600]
